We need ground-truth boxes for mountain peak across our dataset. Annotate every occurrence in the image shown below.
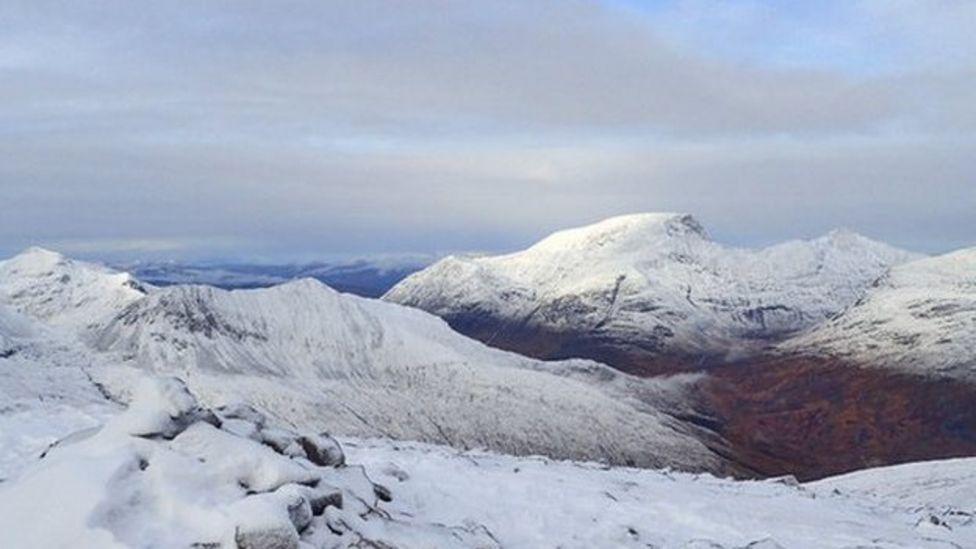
[2,247,68,273]
[527,212,709,256]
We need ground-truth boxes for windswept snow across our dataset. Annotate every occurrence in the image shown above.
[346,439,976,549]
[385,213,921,363]
[0,247,149,332]
[89,279,726,472]
[785,247,976,380]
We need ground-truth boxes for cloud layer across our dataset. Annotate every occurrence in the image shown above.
[1,0,973,259]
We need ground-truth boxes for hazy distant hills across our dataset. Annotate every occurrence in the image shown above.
[112,255,436,297]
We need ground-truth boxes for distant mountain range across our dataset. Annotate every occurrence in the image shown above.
[111,254,437,297]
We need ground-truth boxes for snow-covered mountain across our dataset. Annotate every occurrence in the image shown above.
[88,278,726,472]
[385,213,921,374]
[784,247,976,381]
[0,247,150,332]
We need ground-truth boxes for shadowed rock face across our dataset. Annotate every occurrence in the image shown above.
[691,356,976,481]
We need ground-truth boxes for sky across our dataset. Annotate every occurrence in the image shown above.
[1,0,974,261]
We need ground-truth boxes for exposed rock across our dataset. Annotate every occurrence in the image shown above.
[298,434,345,468]
[234,523,299,549]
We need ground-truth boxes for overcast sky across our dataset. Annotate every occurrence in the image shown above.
[1,0,973,261]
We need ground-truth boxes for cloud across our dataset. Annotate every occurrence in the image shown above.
[0,0,973,259]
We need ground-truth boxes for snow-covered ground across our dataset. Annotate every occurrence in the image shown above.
[0,380,972,548]
[347,438,976,549]
[385,213,921,362]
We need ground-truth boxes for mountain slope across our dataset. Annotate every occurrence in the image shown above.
[783,247,976,381]
[385,213,921,375]
[695,248,976,480]
[89,279,729,472]
[0,247,150,332]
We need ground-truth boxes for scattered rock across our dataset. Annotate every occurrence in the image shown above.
[373,483,392,503]
[234,523,299,549]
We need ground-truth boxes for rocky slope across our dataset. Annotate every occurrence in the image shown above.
[385,213,920,375]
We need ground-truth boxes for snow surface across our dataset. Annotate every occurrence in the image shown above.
[0,378,497,549]
[89,279,725,471]
[0,303,118,480]
[346,438,976,548]
[785,247,976,380]
[385,213,922,360]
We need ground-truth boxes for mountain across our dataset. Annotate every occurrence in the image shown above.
[783,247,976,381]
[116,255,435,297]
[385,213,921,375]
[84,280,729,473]
[0,247,150,332]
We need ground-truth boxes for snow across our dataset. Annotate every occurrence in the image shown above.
[385,213,922,361]
[345,438,976,548]
[88,279,726,472]
[0,304,119,480]
[0,378,500,549]
[1,378,973,548]
[785,247,976,380]
[2,242,975,548]
[0,247,150,333]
